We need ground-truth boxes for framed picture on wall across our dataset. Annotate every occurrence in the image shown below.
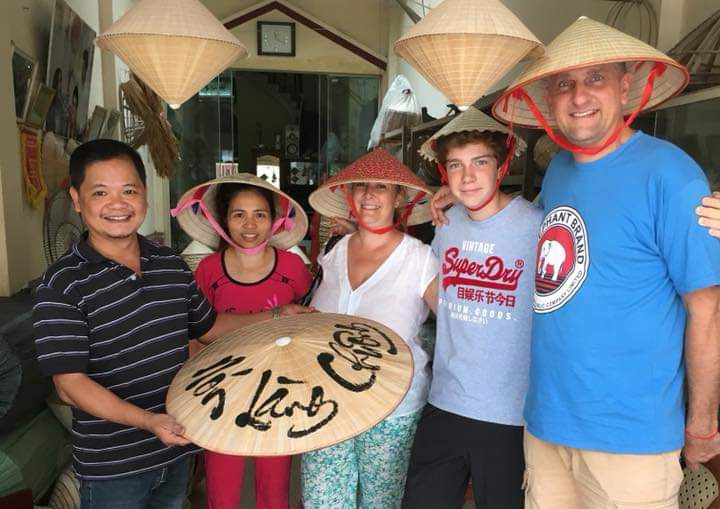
[24,85,56,130]
[45,0,96,139]
[11,44,38,123]
[257,22,295,56]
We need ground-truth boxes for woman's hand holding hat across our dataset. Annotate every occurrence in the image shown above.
[279,304,316,317]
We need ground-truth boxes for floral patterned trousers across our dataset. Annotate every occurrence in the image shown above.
[301,411,421,509]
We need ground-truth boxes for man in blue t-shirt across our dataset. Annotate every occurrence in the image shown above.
[491,16,720,509]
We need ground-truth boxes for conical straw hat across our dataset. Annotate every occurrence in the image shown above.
[419,106,527,162]
[173,174,308,251]
[493,16,688,128]
[309,149,433,226]
[166,313,413,455]
[394,0,543,109]
[96,0,247,109]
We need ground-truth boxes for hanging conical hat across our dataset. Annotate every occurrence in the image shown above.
[166,313,413,455]
[394,0,543,109]
[493,16,688,128]
[173,174,308,251]
[96,0,247,109]
[419,106,527,162]
[309,149,433,225]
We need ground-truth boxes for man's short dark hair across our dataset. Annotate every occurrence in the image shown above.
[69,139,147,190]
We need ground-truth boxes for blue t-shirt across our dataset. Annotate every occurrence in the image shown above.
[526,131,720,453]
[430,196,543,425]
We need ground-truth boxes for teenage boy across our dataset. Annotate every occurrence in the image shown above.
[402,108,542,509]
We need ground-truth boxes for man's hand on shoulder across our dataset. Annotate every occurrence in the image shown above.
[696,191,720,238]
[142,412,191,447]
[431,185,455,226]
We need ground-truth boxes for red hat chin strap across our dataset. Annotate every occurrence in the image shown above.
[338,184,426,234]
[436,162,448,185]
[504,62,667,156]
[435,134,517,213]
[466,134,516,212]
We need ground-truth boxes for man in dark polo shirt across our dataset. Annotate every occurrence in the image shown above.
[33,140,310,509]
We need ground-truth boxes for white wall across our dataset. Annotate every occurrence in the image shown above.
[205,0,389,57]
[226,9,385,75]
[681,0,719,44]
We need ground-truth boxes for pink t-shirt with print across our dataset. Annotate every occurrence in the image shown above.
[194,248,312,314]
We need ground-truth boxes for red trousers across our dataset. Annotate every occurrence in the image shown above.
[204,450,292,509]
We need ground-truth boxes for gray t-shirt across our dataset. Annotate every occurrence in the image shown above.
[430,196,542,425]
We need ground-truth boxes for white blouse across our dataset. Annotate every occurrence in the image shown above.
[311,234,439,418]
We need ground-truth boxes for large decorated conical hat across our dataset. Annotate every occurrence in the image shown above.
[309,149,433,226]
[173,174,308,251]
[394,0,543,109]
[166,313,413,455]
[96,0,247,109]
[419,106,527,162]
[493,16,688,128]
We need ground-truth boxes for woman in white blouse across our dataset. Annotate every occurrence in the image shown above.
[302,148,439,509]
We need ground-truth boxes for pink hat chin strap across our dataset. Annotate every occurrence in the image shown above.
[171,187,296,255]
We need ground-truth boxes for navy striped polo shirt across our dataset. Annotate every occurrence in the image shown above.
[33,234,217,479]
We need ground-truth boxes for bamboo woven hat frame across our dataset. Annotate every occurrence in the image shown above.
[308,148,434,227]
[394,0,543,109]
[173,174,308,251]
[419,106,528,162]
[166,313,414,455]
[96,0,247,109]
[492,16,689,128]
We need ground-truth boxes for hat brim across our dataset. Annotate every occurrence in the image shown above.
[309,178,433,226]
[492,17,689,128]
[493,58,688,128]
[175,174,309,250]
[419,106,528,162]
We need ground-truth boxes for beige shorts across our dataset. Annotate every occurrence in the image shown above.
[524,431,683,509]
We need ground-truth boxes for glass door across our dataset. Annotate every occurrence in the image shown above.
[167,71,235,252]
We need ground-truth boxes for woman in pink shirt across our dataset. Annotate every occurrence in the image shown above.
[174,174,312,509]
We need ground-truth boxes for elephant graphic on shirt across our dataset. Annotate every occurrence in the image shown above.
[538,240,566,281]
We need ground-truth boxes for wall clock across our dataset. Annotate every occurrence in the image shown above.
[257,22,295,57]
